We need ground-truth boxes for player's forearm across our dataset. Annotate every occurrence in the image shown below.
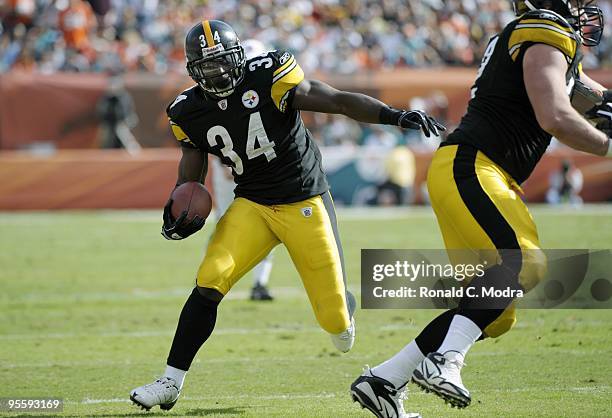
[333,90,391,124]
[293,79,390,124]
[545,108,610,156]
[580,72,607,93]
[177,149,208,184]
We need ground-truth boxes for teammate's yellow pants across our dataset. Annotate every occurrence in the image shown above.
[196,192,351,334]
[427,144,547,337]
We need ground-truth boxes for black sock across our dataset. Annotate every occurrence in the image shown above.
[457,263,521,330]
[414,308,457,354]
[166,287,219,371]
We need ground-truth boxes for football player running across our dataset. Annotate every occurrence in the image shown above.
[129,20,444,412]
[351,1,610,417]
[211,39,276,301]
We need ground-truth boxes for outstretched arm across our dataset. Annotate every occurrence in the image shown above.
[292,79,445,137]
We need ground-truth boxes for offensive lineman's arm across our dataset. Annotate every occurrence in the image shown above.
[580,72,607,92]
[292,79,445,137]
[523,44,610,156]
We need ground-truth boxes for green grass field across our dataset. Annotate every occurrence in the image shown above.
[1,206,611,417]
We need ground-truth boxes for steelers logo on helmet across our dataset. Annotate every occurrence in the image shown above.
[185,20,246,98]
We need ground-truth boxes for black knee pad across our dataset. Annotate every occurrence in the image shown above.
[194,286,224,306]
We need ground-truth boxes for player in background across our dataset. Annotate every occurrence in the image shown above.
[129,19,444,412]
[351,1,610,417]
[211,39,276,301]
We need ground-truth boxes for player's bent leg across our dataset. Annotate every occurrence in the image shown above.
[197,198,280,294]
[413,145,546,407]
[131,198,279,411]
[130,287,222,411]
[276,192,353,351]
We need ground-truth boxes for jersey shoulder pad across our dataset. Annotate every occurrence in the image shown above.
[166,85,199,121]
[267,50,305,112]
[509,10,578,61]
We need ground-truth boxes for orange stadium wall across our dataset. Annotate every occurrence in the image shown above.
[0,148,609,210]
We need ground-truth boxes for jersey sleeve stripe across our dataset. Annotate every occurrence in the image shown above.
[509,43,522,61]
[273,56,295,77]
[519,18,573,33]
[508,26,577,61]
[170,120,196,147]
[514,23,576,38]
[273,59,297,83]
[271,62,305,112]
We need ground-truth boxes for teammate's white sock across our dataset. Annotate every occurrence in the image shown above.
[164,365,187,390]
[253,254,273,287]
[437,315,482,358]
[371,340,424,388]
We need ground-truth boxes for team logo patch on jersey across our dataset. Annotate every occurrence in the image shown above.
[218,99,228,110]
[242,90,259,108]
[301,207,313,218]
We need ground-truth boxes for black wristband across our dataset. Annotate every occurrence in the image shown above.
[379,106,403,126]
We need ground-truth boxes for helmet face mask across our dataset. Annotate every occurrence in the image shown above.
[187,48,245,98]
[513,0,604,47]
[185,20,246,98]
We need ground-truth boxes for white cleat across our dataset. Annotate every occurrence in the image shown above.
[129,376,180,411]
[351,368,421,418]
[331,317,356,353]
[412,351,471,408]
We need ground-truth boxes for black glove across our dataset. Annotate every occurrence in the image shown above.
[586,100,612,136]
[161,199,205,240]
[398,110,446,138]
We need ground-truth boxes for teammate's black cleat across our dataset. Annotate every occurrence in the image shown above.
[250,284,274,301]
[351,368,421,418]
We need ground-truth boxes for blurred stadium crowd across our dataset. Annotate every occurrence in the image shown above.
[2,0,611,75]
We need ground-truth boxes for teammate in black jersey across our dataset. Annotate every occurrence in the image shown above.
[352,1,611,416]
[129,19,444,412]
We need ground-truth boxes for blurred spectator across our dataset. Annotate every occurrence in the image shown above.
[96,75,141,153]
[376,146,416,206]
[546,160,584,205]
[1,0,610,76]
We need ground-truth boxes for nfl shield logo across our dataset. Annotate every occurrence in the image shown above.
[301,207,313,218]
[218,99,228,110]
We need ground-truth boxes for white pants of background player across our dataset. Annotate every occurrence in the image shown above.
[211,159,274,289]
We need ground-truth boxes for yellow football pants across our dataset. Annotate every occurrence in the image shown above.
[196,192,351,334]
[427,144,547,337]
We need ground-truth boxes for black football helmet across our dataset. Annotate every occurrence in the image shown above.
[185,20,246,98]
[513,0,604,46]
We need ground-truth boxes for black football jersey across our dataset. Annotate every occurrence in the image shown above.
[167,50,329,205]
[445,10,582,184]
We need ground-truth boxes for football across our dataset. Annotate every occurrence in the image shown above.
[170,181,213,221]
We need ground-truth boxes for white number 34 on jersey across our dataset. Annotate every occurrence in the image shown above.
[206,112,276,175]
